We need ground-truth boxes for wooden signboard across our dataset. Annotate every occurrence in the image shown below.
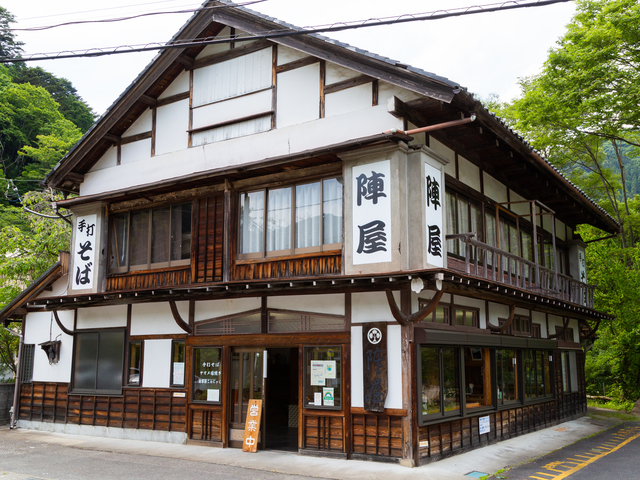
[242,398,262,452]
[362,322,388,412]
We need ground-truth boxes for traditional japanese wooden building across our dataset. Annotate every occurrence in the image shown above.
[1,0,618,466]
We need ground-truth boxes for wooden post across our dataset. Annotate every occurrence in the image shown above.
[400,288,416,467]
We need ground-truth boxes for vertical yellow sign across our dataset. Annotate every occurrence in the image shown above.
[242,399,262,453]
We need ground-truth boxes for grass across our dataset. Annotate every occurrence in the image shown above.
[587,398,635,412]
[587,408,638,422]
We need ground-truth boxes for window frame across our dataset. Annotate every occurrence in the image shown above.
[237,176,343,260]
[71,328,126,395]
[418,345,462,422]
[126,340,143,387]
[303,345,342,411]
[20,344,35,384]
[108,202,193,274]
[419,301,479,330]
[191,346,223,404]
[170,340,186,388]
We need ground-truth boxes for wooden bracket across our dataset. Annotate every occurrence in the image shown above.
[169,300,193,334]
[487,304,515,333]
[53,310,75,336]
[549,315,570,339]
[385,289,444,326]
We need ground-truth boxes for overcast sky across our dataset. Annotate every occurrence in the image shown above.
[3,0,576,116]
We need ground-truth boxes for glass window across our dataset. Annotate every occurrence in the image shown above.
[464,347,492,409]
[238,177,342,258]
[108,203,192,273]
[454,307,479,327]
[192,347,222,403]
[304,346,341,409]
[446,191,482,257]
[496,349,518,404]
[419,346,460,419]
[195,310,262,335]
[20,344,35,384]
[127,341,142,386]
[268,310,346,333]
[170,341,186,387]
[524,350,553,399]
[72,330,125,394]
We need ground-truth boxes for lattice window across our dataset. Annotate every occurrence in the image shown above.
[20,344,35,384]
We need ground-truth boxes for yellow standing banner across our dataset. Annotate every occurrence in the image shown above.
[242,399,262,452]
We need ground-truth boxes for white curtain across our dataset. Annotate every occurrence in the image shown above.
[240,191,264,254]
[267,188,291,252]
[295,182,321,248]
[322,178,342,245]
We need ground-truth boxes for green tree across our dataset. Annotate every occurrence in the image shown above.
[0,6,23,59]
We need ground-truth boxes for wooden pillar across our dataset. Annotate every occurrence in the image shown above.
[400,288,416,467]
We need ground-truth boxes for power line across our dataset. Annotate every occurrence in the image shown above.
[12,1,266,31]
[1,0,573,64]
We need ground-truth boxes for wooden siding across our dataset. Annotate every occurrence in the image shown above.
[352,413,403,459]
[193,195,224,283]
[188,405,223,443]
[233,252,341,281]
[302,412,345,453]
[107,267,191,291]
[19,383,187,432]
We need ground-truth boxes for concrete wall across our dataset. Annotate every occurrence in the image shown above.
[0,383,14,425]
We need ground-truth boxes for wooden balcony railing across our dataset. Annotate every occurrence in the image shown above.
[447,234,594,308]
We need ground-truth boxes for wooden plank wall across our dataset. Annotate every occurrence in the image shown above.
[352,413,403,458]
[302,412,345,453]
[234,253,341,281]
[189,405,223,442]
[193,196,224,283]
[106,267,191,291]
[19,383,187,432]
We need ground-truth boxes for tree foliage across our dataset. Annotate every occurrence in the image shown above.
[0,6,23,59]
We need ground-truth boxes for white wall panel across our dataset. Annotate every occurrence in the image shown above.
[429,137,456,177]
[120,138,151,165]
[268,294,344,316]
[192,89,272,130]
[325,83,371,118]
[37,274,68,298]
[509,190,530,216]
[458,156,480,192]
[142,339,171,388]
[487,302,510,329]
[532,311,547,337]
[195,297,262,321]
[196,27,231,59]
[192,115,271,146]
[378,81,422,104]
[155,99,189,156]
[234,30,256,48]
[123,108,152,137]
[90,146,118,172]
[25,311,74,383]
[276,63,320,128]
[556,218,566,240]
[351,291,396,324]
[131,302,189,336]
[548,314,564,338]
[158,70,190,99]
[351,325,363,407]
[277,45,308,65]
[452,296,486,329]
[193,48,272,107]
[483,172,508,204]
[76,305,127,329]
[326,63,359,85]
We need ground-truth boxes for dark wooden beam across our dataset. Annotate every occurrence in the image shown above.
[176,54,194,69]
[139,94,157,107]
[487,304,515,333]
[53,310,75,336]
[169,300,193,334]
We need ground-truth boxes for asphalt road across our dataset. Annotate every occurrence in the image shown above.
[492,421,640,480]
[0,427,322,480]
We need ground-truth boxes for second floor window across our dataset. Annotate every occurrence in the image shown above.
[109,202,192,273]
[239,178,342,259]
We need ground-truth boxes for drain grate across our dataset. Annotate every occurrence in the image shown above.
[465,471,490,478]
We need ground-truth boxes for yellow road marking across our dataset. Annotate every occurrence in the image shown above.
[531,476,551,480]
[574,455,592,459]
[535,473,556,477]
[535,430,640,480]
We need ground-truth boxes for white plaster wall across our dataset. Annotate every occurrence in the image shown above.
[234,30,255,48]
[452,296,486,329]
[569,318,579,342]
[547,314,564,337]
[378,81,422,104]
[194,297,262,321]
[192,115,271,146]
[326,62,360,84]
[569,351,579,392]
[196,27,230,59]
[276,63,320,128]
[406,121,426,146]
[76,305,127,329]
[131,302,189,336]
[120,138,151,165]
[556,218,567,241]
[276,44,308,65]
[543,212,553,234]
[509,190,530,216]
[192,89,272,130]
[123,109,152,137]
[325,83,371,118]
[532,311,547,337]
[36,275,69,298]
[458,155,480,192]
[142,339,172,388]
[487,302,511,328]
[155,99,189,156]
[350,323,402,409]
[351,291,397,324]
[89,146,118,173]
[514,307,530,318]
[483,173,508,204]
[267,294,345,316]
[158,70,190,99]
[24,311,74,383]
[81,104,403,196]
[429,137,455,177]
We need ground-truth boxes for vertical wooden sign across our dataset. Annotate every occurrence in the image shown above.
[242,399,262,452]
[362,322,388,412]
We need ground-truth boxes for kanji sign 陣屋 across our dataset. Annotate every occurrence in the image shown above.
[424,163,444,268]
[73,214,97,289]
[242,399,262,453]
[352,160,391,265]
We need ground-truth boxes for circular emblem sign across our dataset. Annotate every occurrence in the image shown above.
[367,327,382,345]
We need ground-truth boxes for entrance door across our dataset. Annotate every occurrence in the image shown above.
[229,348,264,448]
[265,347,299,451]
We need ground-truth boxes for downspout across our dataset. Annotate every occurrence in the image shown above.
[4,325,23,429]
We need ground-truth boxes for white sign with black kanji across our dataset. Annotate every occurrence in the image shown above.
[72,214,97,290]
[424,162,444,268]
